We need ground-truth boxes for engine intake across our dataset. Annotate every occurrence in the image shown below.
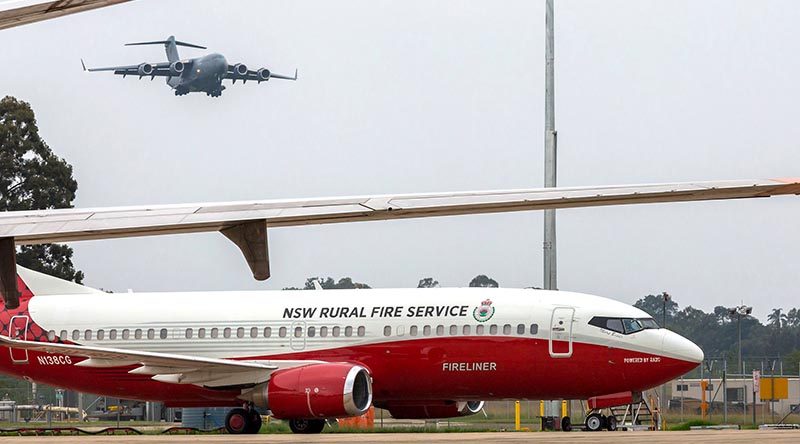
[257,68,271,81]
[169,61,184,75]
[137,63,154,76]
[239,363,372,419]
[233,63,248,76]
[385,400,485,419]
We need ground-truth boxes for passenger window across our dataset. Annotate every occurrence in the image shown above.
[250,327,258,338]
[122,329,130,340]
[279,327,287,338]
[160,328,168,339]
[503,324,511,335]
[147,329,155,340]
[345,326,353,337]
[185,328,193,339]
[530,324,538,335]
[223,327,231,338]
[462,325,471,335]
[237,327,245,338]
[60,330,68,340]
[294,326,303,337]
[383,326,391,337]
[198,328,206,339]
[489,325,498,335]
[97,329,105,340]
[410,326,418,336]
[357,326,365,337]
[72,330,80,341]
[47,330,56,341]
[263,327,271,338]
[449,325,458,335]
[320,326,328,337]
[423,325,432,336]
[211,328,219,338]
[332,326,341,337]
[308,326,316,337]
[109,329,117,340]
[84,330,92,340]
[517,324,525,335]
[436,325,444,336]
[476,325,485,335]
[135,329,143,340]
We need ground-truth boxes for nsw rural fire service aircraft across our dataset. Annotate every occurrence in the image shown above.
[0,178,798,434]
[82,35,298,97]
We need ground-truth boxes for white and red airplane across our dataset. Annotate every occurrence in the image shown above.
[1,265,701,434]
[0,178,797,434]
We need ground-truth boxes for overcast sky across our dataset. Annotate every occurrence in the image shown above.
[1,0,798,320]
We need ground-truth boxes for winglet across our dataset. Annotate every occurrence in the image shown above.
[80,58,87,72]
[294,68,298,80]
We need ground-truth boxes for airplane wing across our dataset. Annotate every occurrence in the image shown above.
[0,335,319,387]
[0,0,131,31]
[0,178,798,299]
[82,59,186,78]
[226,64,297,83]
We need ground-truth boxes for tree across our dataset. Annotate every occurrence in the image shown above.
[633,294,678,324]
[469,275,498,288]
[283,277,371,290]
[417,277,439,288]
[786,308,800,328]
[0,96,83,283]
[768,308,788,330]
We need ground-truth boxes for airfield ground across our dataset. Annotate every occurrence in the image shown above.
[0,430,799,443]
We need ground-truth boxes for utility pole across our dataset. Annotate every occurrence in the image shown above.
[543,0,557,291]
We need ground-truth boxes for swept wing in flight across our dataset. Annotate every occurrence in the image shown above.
[0,178,798,308]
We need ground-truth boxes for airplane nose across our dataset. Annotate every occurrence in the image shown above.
[662,330,704,364]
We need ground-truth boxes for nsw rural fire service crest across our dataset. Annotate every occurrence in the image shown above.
[473,299,495,322]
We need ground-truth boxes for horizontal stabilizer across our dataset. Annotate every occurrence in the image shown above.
[125,40,206,49]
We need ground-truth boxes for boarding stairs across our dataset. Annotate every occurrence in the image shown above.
[608,391,661,431]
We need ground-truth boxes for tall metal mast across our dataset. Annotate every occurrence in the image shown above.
[543,0,557,291]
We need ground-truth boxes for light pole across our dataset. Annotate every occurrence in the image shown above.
[661,292,671,327]
[728,304,753,375]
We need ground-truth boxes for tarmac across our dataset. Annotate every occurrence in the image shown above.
[1,430,800,443]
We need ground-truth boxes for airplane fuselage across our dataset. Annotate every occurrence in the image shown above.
[169,53,228,96]
[0,275,702,409]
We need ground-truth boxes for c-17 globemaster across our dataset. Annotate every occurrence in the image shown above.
[82,35,297,97]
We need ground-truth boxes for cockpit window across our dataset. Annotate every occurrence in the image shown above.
[589,316,658,335]
[622,318,643,334]
[638,318,660,329]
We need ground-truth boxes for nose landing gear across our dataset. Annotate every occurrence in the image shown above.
[288,418,326,434]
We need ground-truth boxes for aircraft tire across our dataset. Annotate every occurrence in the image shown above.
[225,408,249,434]
[606,414,618,431]
[561,416,572,432]
[585,413,603,432]
[245,410,262,434]
[288,418,325,434]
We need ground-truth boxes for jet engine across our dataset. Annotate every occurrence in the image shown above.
[238,363,372,419]
[384,400,485,419]
[137,63,154,76]
[169,61,184,75]
[233,63,248,76]
[257,68,271,81]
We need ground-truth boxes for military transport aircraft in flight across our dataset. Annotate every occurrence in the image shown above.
[82,35,297,97]
[0,178,797,434]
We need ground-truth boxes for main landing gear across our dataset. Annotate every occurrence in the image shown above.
[287,418,326,434]
[224,406,262,434]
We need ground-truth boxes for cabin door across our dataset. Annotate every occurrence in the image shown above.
[549,307,574,358]
[9,315,29,364]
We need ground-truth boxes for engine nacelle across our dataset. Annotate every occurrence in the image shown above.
[137,63,154,76]
[169,61,184,75]
[239,363,372,419]
[257,68,271,81]
[385,400,485,419]
[233,63,248,76]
